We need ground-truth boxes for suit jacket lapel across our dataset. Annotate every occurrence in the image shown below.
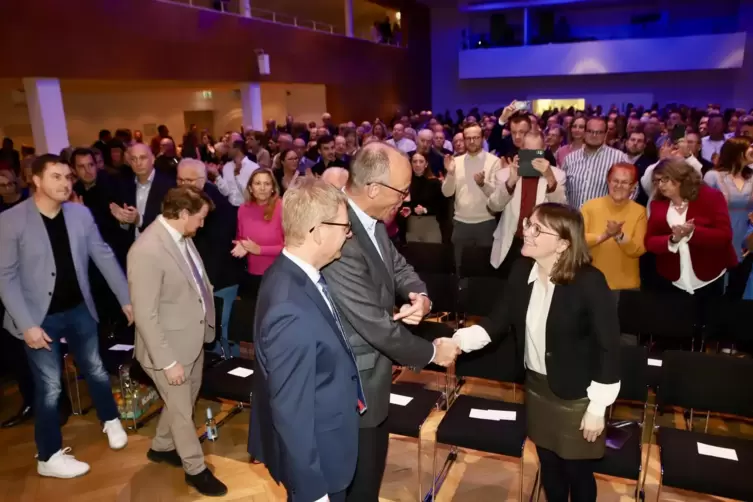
[374,222,395,279]
[347,206,392,288]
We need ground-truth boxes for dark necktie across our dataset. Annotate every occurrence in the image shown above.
[184,241,212,314]
[318,276,367,415]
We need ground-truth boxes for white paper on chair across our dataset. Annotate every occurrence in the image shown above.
[469,409,497,421]
[109,344,134,351]
[647,358,663,367]
[227,367,254,378]
[697,442,738,461]
[486,409,517,421]
[389,394,413,406]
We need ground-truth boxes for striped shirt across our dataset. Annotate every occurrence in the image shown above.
[563,145,628,208]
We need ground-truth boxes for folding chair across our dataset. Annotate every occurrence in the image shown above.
[703,297,753,351]
[400,242,455,275]
[458,245,497,278]
[199,297,256,439]
[431,330,528,501]
[651,350,753,501]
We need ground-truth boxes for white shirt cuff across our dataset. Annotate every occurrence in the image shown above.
[586,380,621,416]
[452,325,492,353]
[313,495,329,502]
[163,361,177,370]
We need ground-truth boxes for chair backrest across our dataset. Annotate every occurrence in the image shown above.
[703,297,753,345]
[458,276,506,317]
[228,297,256,344]
[616,345,649,403]
[459,245,496,278]
[657,350,753,419]
[455,328,523,384]
[618,290,698,338]
[419,272,458,314]
[400,242,454,275]
[214,296,224,334]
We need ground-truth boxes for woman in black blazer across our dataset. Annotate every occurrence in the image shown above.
[453,202,621,502]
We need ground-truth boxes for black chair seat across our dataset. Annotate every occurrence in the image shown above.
[658,427,753,501]
[201,358,254,403]
[593,423,643,481]
[386,382,442,438]
[436,394,526,458]
[203,351,223,369]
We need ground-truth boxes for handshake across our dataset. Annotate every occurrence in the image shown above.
[431,338,462,367]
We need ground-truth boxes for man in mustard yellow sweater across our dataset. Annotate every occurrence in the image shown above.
[581,163,647,290]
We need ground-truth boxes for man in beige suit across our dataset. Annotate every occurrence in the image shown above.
[127,185,227,497]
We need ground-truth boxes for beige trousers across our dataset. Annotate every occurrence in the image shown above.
[144,351,205,475]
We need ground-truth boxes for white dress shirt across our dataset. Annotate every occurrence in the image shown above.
[452,263,620,416]
[385,137,417,154]
[124,169,155,237]
[218,157,259,206]
[666,206,725,293]
[158,216,207,370]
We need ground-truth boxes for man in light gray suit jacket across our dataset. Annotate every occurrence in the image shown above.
[321,143,460,502]
[0,154,133,479]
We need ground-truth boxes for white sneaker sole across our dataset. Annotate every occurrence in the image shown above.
[109,439,128,451]
[38,465,91,479]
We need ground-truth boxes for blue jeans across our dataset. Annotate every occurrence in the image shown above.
[24,303,119,461]
[212,285,239,357]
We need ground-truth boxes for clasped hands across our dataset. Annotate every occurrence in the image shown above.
[231,238,261,257]
[432,337,461,367]
[109,203,140,225]
[670,219,695,242]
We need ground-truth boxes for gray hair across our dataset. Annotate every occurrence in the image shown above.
[177,158,206,176]
[348,143,395,190]
[282,176,347,247]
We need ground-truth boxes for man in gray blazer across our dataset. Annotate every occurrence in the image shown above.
[0,154,133,479]
[321,143,460,502]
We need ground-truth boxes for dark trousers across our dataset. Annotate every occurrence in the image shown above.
[537,446,597,502]
[25,303,119,460]
[345,420,390,502]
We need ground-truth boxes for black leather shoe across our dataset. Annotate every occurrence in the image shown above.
[1,405,33,428]
[185,468,228,497]
[147,448,183,468]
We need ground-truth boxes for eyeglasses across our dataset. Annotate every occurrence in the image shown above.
[585,129,606,136]
[652,176,671,185]
[310,221,352,233]
[373,182,410,199]
[464,136,483,142]
[177,176,205,185]
[522,217,559,238]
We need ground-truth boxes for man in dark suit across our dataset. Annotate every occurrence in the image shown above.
[250,178,364,502]
[176,158,243,357]
[110,142,175,254]
[321,143,460,501]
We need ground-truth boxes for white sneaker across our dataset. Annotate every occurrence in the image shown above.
[103,418,128,450]
[37,447,91,478]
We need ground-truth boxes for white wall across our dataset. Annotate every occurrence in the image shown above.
[431,7,746,114]
[0,82,327,149]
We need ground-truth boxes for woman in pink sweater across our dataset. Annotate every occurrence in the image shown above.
[231,168,284,298]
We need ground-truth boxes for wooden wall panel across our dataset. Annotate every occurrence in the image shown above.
[0,0,431,121]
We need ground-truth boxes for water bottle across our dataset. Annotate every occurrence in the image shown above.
[205,407,218,441]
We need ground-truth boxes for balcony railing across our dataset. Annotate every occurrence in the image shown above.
[158,0,341,35]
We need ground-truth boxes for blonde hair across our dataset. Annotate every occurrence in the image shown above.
[282,177,347,247]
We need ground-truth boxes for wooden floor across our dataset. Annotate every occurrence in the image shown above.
[0,369,749,502]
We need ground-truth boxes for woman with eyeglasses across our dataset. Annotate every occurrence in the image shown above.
[273,148,301,196]
[452,203,620,502]
[645,157,736,297]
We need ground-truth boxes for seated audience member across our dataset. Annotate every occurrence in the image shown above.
[581,163,647,292]
[232,169,284,300]
[219,140,260,206]
[321,167,349,190]
[645,157,737,297]
[176,159,242,357]
[312,135,347,176]
[488,132,566,277]
[249,176,361,502]
[274,148,301,196]
[402,152,443,243]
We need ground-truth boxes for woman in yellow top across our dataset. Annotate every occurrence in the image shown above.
[581,162,647,290]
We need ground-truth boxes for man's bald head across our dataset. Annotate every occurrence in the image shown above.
[348,142,411,220]
[416,129,433,154]
[127,142,154,177]
[321,167,349,190]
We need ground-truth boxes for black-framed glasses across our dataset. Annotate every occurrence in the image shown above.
[310,221,352,233]
[585,129,606,136]
[522,217,559,238]
[372,182,410,199]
